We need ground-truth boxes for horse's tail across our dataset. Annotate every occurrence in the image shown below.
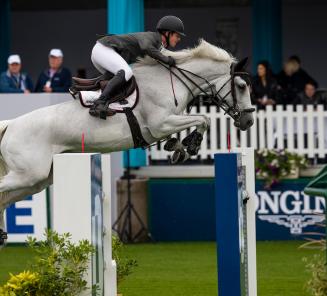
[0,120,10,180]
[0,121,10,231]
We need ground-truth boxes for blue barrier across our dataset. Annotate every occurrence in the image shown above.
[215,150,257,296]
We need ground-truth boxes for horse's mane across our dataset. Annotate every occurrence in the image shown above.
[135,39,235,67]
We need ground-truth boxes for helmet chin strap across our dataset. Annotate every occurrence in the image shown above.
[163,32,171,48]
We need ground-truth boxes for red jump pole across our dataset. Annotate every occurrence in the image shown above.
[81,133,85,153]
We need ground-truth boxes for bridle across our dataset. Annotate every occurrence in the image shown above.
[157,60,255,124]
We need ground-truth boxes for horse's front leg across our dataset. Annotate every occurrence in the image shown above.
[162,115,210,156]
[151,114,210,140]
[150,114,210,162]
[181,129,206,156]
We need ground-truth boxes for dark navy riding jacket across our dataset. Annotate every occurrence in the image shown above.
[35,67,72,93]
[0,71,34,93]
[97,31,170,65]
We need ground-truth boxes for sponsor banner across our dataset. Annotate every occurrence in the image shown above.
[148,178,325,241]
[255,181,325,240]
[6,179,321,242]
[4,190,48,243]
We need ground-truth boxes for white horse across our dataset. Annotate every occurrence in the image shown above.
[0,40,254,233]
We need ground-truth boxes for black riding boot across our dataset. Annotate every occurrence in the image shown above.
[89,69,127,119]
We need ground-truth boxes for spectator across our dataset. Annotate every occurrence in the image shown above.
[0,54,33,93]
[293,82,322,106]
[251,60,280,109]
[35,49,72,93]
[277,55,317,104]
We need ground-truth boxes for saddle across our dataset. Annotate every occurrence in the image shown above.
[70,73,139,113]
[70,73,148,148]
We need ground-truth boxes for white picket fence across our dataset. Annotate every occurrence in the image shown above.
[148,104,327,161]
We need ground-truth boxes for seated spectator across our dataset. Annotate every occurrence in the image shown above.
[35,49,71,93]
[0,54,33,93]
[316,89,327,107]
[251,60,280,109]
[277,55,317,104]
[293,82,322,106]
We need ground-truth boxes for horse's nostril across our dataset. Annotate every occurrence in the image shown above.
[247,119,254,127]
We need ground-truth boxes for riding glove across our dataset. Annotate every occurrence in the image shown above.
[167,56,176,67]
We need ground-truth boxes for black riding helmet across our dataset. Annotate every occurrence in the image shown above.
[156,15,186,36]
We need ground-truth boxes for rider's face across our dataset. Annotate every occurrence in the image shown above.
[169,32,181,48]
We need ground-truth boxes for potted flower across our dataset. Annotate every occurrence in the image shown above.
[0,230,95,295]
[255,149,307,189]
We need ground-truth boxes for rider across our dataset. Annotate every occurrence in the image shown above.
[89,15,185,118]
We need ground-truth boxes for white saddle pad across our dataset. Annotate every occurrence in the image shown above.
[78,89,138,112]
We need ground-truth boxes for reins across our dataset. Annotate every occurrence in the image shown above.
[156,59,254,121]
[145,58,254,150]
[156,60,217,113]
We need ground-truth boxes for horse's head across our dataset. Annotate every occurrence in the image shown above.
[212,57,255,131]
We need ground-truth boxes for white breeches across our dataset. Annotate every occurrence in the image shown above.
[91,42,133,81]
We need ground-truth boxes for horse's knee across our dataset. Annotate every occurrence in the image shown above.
[201,116,210,129]
[149,124,171,139]
[196,116,210,134]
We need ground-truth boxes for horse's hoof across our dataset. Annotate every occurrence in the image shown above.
[187,144,200,156]
[171,148,185,164]
[164,138,179,151]
[182,130,203,147]
[181,134,192,147]
[193,132,203,146]
[0,229,8,247]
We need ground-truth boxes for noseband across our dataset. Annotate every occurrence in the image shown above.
[157,60,255,123]
[212,63,255,123]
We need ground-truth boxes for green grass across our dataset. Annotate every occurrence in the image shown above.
[0,245,35,279]
[0,241,318,296]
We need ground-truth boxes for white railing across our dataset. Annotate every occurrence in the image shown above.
[148,104,327,161]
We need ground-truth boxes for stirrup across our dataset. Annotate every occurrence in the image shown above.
[99,108,116,120]
[99,110,107,120]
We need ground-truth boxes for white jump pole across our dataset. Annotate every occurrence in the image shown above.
[215,148,257,296]
[52,153,117,296]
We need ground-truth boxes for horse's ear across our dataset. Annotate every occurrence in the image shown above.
[234,57,249,71]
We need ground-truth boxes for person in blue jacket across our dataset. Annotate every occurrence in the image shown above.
[35,49,72,93]
[0,54,33,93]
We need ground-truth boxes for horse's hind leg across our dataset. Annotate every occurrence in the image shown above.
[0,170,45,193]
[0,174,53,246]
[0,172,52,210]
[0,157,52,193]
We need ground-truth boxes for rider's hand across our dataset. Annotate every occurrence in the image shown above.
[167,56,176,67]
